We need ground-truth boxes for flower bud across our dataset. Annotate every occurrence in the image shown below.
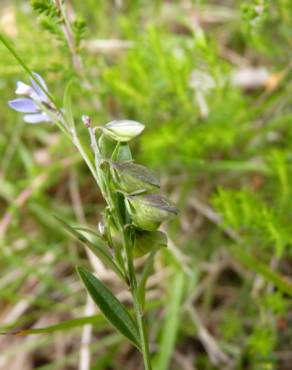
[126,194,178,231]
[111,161,160,193]
[134,230,167,257]
[102,120,144,142]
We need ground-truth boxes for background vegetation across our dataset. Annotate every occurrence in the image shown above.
[0,0,292,369]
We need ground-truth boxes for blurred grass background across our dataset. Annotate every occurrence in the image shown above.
[0,1,292,369]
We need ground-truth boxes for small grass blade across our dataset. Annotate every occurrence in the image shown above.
[138,250,157,309]
[0,315,103,336]
[153,270,185,370]
[230,245,292,296]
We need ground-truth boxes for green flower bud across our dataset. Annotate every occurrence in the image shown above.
[134,230,167,257]
[111,161,160,193]
[102,120,144,142]
[126,194,178,231]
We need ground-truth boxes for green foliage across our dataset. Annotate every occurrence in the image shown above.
[72,16,87,49]
[31,0,61,18]
[1,0,292,369]
[55,216,125,279]
[77,267,141,349]
[153,270,185,370]
[31,0,64,40]
[212,189,291,257]
[241,0,271,32]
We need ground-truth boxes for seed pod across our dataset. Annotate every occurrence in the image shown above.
[111,161,160,193]
[102,120,144,142]
[126,194,178,231]
[134,230,167,257]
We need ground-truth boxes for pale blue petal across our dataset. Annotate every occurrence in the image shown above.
[30,72,49,102]
[8,98,38,113]
[15,81,33,95]
[23,112,51,124]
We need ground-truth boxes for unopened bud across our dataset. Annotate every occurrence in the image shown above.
[82,115,91,128]
[134,230,167,257]
[102,120,144,142]
[126,194,178,231]
[111,161,160,193]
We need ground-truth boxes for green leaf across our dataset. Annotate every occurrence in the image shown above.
[72,16,87,48]
[230,245,292,297]
[31,0,60,18]
[1,315,102,335]
[54,216,124,280]
[77,267,141,349]
[153,270,185,370]
[138,250,157,309]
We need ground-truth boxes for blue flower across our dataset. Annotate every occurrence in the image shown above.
[8,73,53,124]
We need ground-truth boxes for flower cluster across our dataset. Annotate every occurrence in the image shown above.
[99,119,178,256]
[8,72,53,124]
[8,72,178,365]
[8,72,177,258]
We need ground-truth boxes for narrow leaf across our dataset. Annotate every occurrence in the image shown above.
[230,245,292,296]
[138,250,157,309]
[55,216,124,279]
[153,270,185,370]
[77,267,141,349]
[1,315,102,336]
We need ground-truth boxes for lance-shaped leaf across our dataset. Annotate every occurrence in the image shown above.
[138,250,157,310]
[111,161,160,193]
[77,267,141,349]
[1,315,103,336]
[55,216,124,279]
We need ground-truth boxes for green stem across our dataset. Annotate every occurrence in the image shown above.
[55,0,83,75]
[71,133,100,186]
[86,127,152,368]
[0,33,60,112]
[124,233,152,370]
[132,283,152,370]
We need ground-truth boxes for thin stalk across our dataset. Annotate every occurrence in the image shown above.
[55,0,83,75]
[124,233,152,370]
[71,132,100,185]
[54,0,101,110]
[132,282,152,370]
